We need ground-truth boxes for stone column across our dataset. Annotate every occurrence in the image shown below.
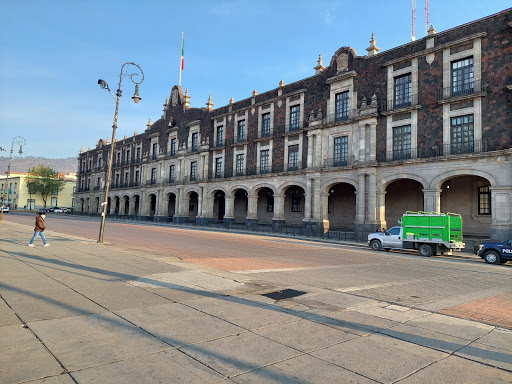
[367,171,377,223]
[376,191,387,228]
[224,197,235,220]
[315,133,322,167]
[312,178,322,221]
[359,124,366,162]
[197,186,203,217]
[369,123,377,162]
[272,194,286,231]
[356,173,366,224]
[306,133,314,168]
[422,189,442,213]
[246,194,258,229]
[304,178,313,220]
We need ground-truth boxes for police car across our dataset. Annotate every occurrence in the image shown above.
[475,238,512,264]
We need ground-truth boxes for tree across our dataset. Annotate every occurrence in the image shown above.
[26,165,66,208]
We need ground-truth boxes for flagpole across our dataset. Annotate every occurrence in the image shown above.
[179,32,183,86]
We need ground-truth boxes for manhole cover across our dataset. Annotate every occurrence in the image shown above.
[261,289,307,301]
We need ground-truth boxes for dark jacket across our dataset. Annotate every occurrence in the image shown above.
[35,216,46,232]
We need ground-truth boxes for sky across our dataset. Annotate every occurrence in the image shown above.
[0,0,510,159]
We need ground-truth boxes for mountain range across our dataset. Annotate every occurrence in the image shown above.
[0,156,77,175]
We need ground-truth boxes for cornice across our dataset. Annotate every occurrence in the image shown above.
[326,70,357,84]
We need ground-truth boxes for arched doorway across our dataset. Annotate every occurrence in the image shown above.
[149,194,156,217]
[213,190,226,221]
[123,196,130,215]
[233,189,248,223]
[167,193,176,217]
[114,196,120,214]
[79,198,84,213]
[133,195,140,215]
[327,183,356,229]
[94,197,100,213]
[257,187,274,225]
[107,197,111,214]
[188,192,198,219]
[385,179,424,228]
[440,175,491,236]
[284,186,305,226]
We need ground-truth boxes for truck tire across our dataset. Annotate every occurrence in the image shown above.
[418,244,433,257]
[484,251,500,264]
[370,240,382,251]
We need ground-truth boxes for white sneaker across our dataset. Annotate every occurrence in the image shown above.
[28,244,35,247]
[44,244,50,247]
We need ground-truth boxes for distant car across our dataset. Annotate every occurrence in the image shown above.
[48,206,61,212]
[37,208,48,214]
[475,238,512,264]
[52,207,65,213]
[1,205,9,213]
[62,208,72,213]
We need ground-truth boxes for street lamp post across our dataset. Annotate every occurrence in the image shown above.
[0,136,26,221]
[97,62,144,243]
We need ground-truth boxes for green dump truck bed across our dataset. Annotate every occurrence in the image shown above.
[402,211,463,245]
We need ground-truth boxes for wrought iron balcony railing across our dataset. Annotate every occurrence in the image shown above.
[380,94,420,112]
[436,79,487,101]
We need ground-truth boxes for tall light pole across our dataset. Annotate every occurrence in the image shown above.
[97,62,144,243]
[0,136,26,221]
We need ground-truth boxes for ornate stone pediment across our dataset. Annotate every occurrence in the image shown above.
[330,47,357,73]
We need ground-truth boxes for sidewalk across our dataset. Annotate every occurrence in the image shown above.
[1,221,511,383]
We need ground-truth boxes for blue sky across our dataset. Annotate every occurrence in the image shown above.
[1,0,510,159]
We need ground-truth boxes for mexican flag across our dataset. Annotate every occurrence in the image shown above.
[181,34,184,70]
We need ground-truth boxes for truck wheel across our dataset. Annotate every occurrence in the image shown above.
[484,251,500,264]
[418,244,433,257]
[370,240,382,251]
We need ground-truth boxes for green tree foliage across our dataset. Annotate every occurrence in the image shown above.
[26,165,66,208]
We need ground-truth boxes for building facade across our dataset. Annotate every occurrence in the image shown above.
[76,9,512,240]
[0,172,76,210]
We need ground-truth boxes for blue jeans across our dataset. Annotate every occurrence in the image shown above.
[30,231,47,245]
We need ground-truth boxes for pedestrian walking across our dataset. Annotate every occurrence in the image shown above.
[28,212,49,247]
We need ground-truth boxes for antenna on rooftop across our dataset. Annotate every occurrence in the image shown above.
[411,0,416,41]
[425,0,431,34]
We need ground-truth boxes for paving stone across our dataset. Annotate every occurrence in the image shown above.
[474,328,512,352]
[252,319,359,352]
[0,323,40,349]
[71,350,225,383]
[231,354,377,383]
[302,291,377,309]
[25,375,76,384]
[399,355,512,383]
[0,299,21,327]
[404,313,494,341]
[179,332,302,377]
[348,301,430,323]
[82,283,171,310]
[28,311,134,342]
[115,302,204,325]
[311,333,447,383]
[185,296,266,315]
[215,305,301,330]
[45,327,172,371]
[0,342,63,384]
[455,341,512,372]
[143,313,247,347]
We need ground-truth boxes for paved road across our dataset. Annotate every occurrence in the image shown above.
[5,212,512,328]
[1,215,511,383]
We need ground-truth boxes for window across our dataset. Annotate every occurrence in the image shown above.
[216,126,224,147]
[236,154,244,176]
[150,168,157,184]
[191,132,198,151]
[51,197,57,206]
[260,149,269,174]
[261,113,270,137]
[237,120,246,142]
[333,136,348,166]
[190,161,197,181]
[126,150,130,163]
[215,158,223,178]
[152,143,158,159]
[27,199,35,209]
[136,147,141,162]
[116,153,121,166]
[392,125,411,160]
[394,74,412,108]
[266,194,274,212]
[115,174,119,187]
[387,227,401,236]
[135,170,139,185]
[125,172,129,186]
[169,165,175,182]
[334,91,349,121]
[450,114,474,154]
[287,144,299,171]
[291,193,302,212]
[98,158,102,168]
[451,57,474,96]
[170,138,176,155]
[97,177,100,189]
[478,186,491,215]
[289,105,300,131]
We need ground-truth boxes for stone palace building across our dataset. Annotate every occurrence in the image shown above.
[76,8,512,241]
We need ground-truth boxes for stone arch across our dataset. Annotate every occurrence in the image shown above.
[277,181,307,195]
[228,185,250,197]
[147,193,157,217]
[322,177,358,194]
[207,186,228,199]
[378,173,428,193]
[430,169,496,189]
[251,183,277,196]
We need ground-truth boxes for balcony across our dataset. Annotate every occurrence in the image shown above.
[324,158,350,168]
[286,121,304,134]
[284,161,303,172]
[152,153,158,160]
[376,148,417,162]
[212,138,225,148]
[380,94,420,114]
[235,169,246,177]
[257,165,271,175]
[257,130,272,139]
[93,186,101,191]
[436,79,487,102]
